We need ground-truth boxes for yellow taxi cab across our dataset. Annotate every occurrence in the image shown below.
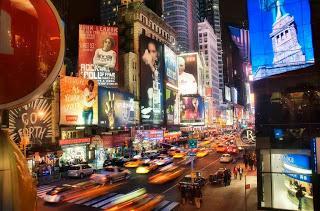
[124,159,143,168]
[149,168,185,184]
[196,150,209,158]
[136,163,158,174]
[172,151,186,158]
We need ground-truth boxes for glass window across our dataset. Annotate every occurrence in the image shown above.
[260,149,313,210]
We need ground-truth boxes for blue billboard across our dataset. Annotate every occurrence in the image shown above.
[248,0,314,80]
[164,45,178,86]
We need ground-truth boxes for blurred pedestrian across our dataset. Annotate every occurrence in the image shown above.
[243,154,248,169]
[223,171,228,187]
[296,185,305,210]
[180,185,186,205]
[194,185,202,208]
[248,158,254,171]
[233,166,238,179]
[238,166,243,180]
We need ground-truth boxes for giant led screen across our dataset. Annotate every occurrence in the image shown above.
[248,0,314,80]
[139,35,164,125]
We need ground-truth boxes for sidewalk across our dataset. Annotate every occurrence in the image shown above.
[179,169,259,211]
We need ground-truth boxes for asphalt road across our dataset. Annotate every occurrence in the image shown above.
[37,148,242,211]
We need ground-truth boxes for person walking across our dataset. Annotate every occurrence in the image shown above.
[238,166,244,180]
[223,170,228,187]
[243,154,248,169]
[248,158,254,171]
[296,185,305,210]
[180,185,186,205]
[194,185,202,208]
[233,166,238,179]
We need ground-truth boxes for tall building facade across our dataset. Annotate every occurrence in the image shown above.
[117,2,176,99]
[100,0,162,25]
[198,20,219,104]
[198,0,224,89]
[163,0,199,52]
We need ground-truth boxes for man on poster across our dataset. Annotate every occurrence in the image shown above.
[93,36,117,70]
[82,80,96,125]
[141,40,161,121]
[178,57,197,95]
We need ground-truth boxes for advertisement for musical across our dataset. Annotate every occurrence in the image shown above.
[178,54,198,95]
[180,95,204,125]
[165,87,179,125]
[78,24,119,87]
[60,76,98,125]
[139,35,164,125]
[164,45,178,86]
[8,98,52,146]
[98,87,135,129]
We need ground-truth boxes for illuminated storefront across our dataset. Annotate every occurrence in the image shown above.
[59,138,91,165]
[259,150,313,211]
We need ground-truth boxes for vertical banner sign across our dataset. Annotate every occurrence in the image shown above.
[78,25,119,87]
[164,45,178,86]
[139,36,164,125]
[8,98,52,146]
[60,76,98,125]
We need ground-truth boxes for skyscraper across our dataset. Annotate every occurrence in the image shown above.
[198,0,224,89]
[163,0,199,52]
[198,20,220,104]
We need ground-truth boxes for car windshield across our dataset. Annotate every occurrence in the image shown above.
[142,163,150,167]
[47,187,71,195]
[69,166,80,170]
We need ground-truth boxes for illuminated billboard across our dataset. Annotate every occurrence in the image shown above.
[98,87,135,129]
[180,95,204,124]
[9,98,52,146]
[165,87,179,125]
[164,45,178,86]
[178,54,198,95]
[78,25,119,87]
[60,76,98,125]
[248,0,314,80]
[139,36,164,125]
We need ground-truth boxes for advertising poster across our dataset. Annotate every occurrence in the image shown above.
[180,95,204,124]
[164,45,178,86]
[248,0,314,80]
[178,54,198,95]
[9,98,52,146]
[139,35,164,125]
[78,24,119,87]
[165,87,179,125]
[60,76,98,125]
[98,87,135,129]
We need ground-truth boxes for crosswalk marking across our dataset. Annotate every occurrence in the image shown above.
[37,185,56,199]
[93,193,123,208]
[154,200,172,211]
[83,192,117,206]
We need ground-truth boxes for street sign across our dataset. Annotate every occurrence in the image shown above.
[188,139,197,149]
[0,0,65,109]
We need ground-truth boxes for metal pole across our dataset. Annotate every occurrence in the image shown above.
[245,175,247,211]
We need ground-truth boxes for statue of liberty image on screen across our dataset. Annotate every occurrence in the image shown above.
[254,0,314,80]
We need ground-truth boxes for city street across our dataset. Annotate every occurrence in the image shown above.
[36,145,257,211]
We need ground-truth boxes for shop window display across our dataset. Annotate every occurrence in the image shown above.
[260,149,313,210]
[60,145,87,165]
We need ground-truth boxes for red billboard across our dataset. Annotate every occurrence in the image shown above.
[78,25,119,87]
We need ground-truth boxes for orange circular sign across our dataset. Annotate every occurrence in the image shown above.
[0,0,64,109]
